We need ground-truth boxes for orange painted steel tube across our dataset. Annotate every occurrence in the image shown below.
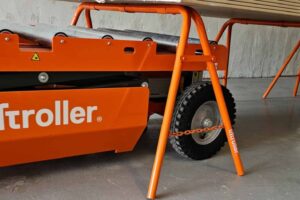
[147,7,191,200]
[293,68,300,97]
[74,3,196,200]
[71,5,93,28]
[216,19,300,43]
[215,19,300,88]
[223,24,232,86]
[71,3,190,26]
[71,5,86,26]
[85,9,93,28]
[69,3,244,199]
[263,40,300,99]
[191,8,244,176]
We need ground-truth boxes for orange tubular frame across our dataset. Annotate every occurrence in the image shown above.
[71,3,244,200]
[294,68,300,96]
[263,40,300,98]
[215,19,300,97]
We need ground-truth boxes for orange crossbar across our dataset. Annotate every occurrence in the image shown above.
[215,19,300,92]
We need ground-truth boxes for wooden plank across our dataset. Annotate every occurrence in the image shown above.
[211,0,300,12]
[198,0,299,15]
[59,0,300,22]
[184,2,300,22]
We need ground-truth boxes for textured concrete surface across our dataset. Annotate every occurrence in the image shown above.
[0,77,299,200]
[0,0,299,78]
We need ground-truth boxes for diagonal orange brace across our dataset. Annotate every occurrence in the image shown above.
[147,7,191,200]
[294,67,300,97]
[263,40,300,99]
[148,8,244,200]
[215,19,300,88]
[190,8,244,177]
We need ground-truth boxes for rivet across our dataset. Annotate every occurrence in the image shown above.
[141,82,149,88]
[211,56,217,62]
[38,72,49,83]
[4,37,10,42]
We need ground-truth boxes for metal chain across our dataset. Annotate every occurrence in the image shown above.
[169,125,224,137]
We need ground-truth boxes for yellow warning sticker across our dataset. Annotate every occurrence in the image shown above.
[32,53,40,61]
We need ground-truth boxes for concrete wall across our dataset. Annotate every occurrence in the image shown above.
[0,0,299,78]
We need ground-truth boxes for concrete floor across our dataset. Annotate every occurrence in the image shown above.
[0,77,299,200]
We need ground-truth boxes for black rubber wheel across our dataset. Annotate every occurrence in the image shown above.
[170,82,236,160]
[0,29,14,34]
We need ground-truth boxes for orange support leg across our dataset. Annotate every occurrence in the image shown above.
[190,9,244,176]
[263,40,300,99]
[216,19,300,90]
[69,4,244,199]
[147,8,191,200]
[85,9,93,29]
[223,24,233,86]
[294,68,300,97]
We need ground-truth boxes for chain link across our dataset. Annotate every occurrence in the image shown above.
[169,125,224,137]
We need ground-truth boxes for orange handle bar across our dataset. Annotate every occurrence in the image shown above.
[71,3,189,27]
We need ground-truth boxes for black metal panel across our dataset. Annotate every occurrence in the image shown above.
[0,72,143,91]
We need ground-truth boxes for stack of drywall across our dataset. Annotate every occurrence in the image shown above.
[183,0,300,22]
[64,0,300,22]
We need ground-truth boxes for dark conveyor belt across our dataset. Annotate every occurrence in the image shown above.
[0,20,205,49]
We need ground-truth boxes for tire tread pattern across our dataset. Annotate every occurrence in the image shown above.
[170,82,236,160]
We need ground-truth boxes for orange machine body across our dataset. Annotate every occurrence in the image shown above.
[0,87,149,167]
[0,34,227,72]
[0,22,228,167]
[0,7,228,167]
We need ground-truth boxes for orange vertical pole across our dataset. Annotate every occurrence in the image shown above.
[85,9,93,28]
[71,6,93,28]
[215,20,232,43]
[147,8,191,200]
[71,6,84,26]
[223,24,233,86]
[294,68,300,97]
[190,8,244,176]
[263,40,300,99]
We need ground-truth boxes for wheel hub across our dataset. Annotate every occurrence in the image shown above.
[191,101,221,145]
[202,118,213,127]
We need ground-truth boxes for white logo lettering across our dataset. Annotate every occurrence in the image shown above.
[228,129,239,154]
[0,100,99,131]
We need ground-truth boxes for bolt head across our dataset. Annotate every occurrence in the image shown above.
[211,56,217,62]
[38,72,49,83]
[203,118,213,128]
[141,82,149,88]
